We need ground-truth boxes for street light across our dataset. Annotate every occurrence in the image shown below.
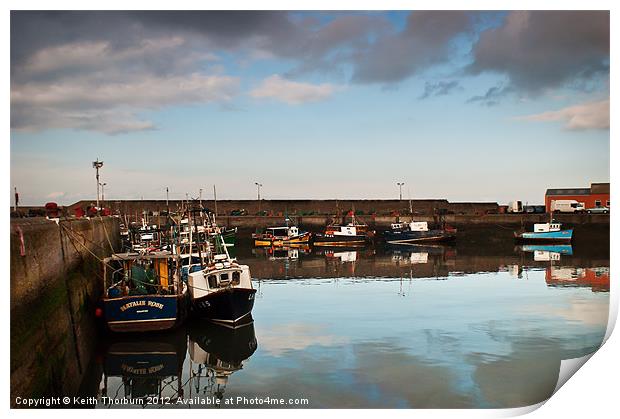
[92,158,104,208]
[255,182,263,214]
[397,182,405,201]
[99,182,107,203]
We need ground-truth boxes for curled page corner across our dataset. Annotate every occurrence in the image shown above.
[553,353,595,395]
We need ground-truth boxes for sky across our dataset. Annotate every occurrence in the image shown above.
[9,10,610,206]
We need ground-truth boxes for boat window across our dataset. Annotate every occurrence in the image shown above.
[208,275,217,288]
[232,271,241,285]
[220,273,229,283]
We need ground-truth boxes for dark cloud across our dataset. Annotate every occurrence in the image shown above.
[468,11,609,93]
[466,85,515,106]
[352,11,474,84]
[419,80,462,99]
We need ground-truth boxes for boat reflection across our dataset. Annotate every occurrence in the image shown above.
[545,266,610,292]
[98,329,187,406]
[187,318,258,403]
[517,244,573,262]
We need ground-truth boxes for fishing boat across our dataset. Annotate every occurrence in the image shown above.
[128,221,164,252]
[313,213,373,247]
[188,231,256,326]
[252,225,311,247]
[188,318,257,402]
[100,252,188,332]
[215,227,237,247]
[514,221,573,243]
[383,221,456,244]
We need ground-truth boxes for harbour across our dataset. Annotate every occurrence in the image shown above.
[10,211,609,408]
[9,9,612,413]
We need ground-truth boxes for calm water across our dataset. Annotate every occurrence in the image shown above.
[82,242,610,409]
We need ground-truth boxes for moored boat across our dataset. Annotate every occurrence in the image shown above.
[101,252,188,333]
[252,225,311,247]
[383,221,456,244]
[514,221,573,243]
[313,214,373,247]
[187,230,256,326]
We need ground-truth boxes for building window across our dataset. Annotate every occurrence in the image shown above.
[607,200,610,207]
[595,200,601,207]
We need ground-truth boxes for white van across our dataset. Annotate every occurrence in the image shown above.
[550,200,585,213]
[507,201,523,213]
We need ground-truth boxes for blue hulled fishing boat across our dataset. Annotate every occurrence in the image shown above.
[101,252,188,333]
[514,221,573,243]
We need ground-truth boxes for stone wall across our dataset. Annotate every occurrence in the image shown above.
[10,217,120,406]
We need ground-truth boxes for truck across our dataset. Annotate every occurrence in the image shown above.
[507,201,524,213]
[550,200,585,213]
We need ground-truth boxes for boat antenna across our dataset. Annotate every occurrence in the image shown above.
[192,203,205,267]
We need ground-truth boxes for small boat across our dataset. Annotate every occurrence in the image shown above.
[514,221,573,243]
[252,225,311,247]
[313,214,373,247]
[101,252,188,333]
[188,235,256,326]
[383,221,456,244]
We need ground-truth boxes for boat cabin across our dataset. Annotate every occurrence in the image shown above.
[103,252,182,298]
[409,222,429,232]
[533,222,562,233]
[188,259,252,300]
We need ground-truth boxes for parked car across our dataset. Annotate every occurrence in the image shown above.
[586,206,609,214]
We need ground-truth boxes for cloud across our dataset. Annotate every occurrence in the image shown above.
[250,75,338,104]
[518,99,609,131]
[46,191,65,199]
[466,85,514,106]
[352,11,474,84]
[419,80,462,99]
[10,35,240,133]
[468,11,609,93]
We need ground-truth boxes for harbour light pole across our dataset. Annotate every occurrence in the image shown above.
[166,187,169,214]
[92,158,104,208]
[199,188,203,207]
[397,182,405,201]
[255,182,263,214]
[99,182,107,204]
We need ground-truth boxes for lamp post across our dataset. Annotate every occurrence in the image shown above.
[92,158,104,208]
[397,182,405,201]
[166,187,169,214]
[255,182,263,214]
[99,182,107,204]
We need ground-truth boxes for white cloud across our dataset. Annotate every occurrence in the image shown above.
[519,99,609,130]
[11,37,236,134]
[250,74,338,104]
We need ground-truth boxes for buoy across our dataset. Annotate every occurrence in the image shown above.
[95,307,103,318]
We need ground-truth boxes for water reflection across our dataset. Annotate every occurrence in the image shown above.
[187,319,257,403]
[99,329,186,406]
[84,241,609,408]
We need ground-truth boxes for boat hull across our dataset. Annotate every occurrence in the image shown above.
[313,234,367,247]
[514,229,573,243]
[384,229,456,244]
[103,294,188,333]
[254,232,311,247]
[192,287,256,326]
